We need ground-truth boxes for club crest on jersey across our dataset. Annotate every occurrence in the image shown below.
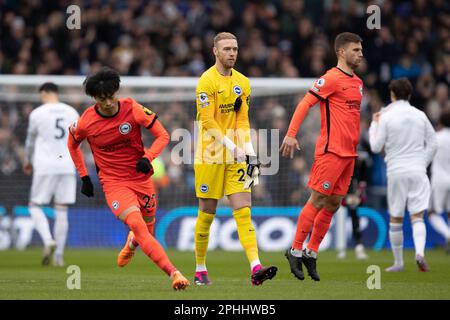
[315,78,325,87]
[112,201,119,210]
[233,85,242,95]
[322,181,331,190]
[200,184,209,193]
[119,122,132,135]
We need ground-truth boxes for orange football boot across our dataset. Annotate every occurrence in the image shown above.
[171,270,190,291]
[117,231,136,267]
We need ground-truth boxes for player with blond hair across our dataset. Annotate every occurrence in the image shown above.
[193,32,277,286]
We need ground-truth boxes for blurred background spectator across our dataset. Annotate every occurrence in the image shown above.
[0,0,449,211]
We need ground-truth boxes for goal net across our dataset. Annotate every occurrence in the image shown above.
[0,75,325,251]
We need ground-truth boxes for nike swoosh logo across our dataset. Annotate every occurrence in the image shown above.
[342,87,349,91]
[218,90,224,94]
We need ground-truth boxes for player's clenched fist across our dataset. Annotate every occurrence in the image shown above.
[280,136,300,159]
[81,176,94,197]
[136,157,154,175]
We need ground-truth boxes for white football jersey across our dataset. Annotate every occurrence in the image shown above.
[25,102,79,175]
[431,128,450,186]
[368,100,437,176]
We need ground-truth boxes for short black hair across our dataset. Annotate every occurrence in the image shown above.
[83,67,120,98]
[334,32,362,53]
[439,110,450,128]
[388,77,413,100]
[39,82,58,93]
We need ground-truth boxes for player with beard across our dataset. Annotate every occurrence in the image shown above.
[281,32,364,281]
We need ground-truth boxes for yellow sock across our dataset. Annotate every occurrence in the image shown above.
[233,207,259,264]
[195,210,215,266]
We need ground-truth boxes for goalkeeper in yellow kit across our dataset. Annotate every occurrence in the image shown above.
[193,32,277,286]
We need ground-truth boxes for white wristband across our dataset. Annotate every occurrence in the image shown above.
[244,141,256,156]
[223,136,237,151]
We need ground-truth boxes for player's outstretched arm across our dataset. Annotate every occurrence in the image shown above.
[67,128,93,197]
[280,92,318,159]
[144,119,170,161]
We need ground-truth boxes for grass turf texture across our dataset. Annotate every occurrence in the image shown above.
[1,248,449,299]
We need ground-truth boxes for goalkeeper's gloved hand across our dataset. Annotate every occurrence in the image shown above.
[81,176,94,198]
[136,157,154,175]
[244,155,261,189]
[246,155,261,177]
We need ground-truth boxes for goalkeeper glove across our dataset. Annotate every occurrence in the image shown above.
[244,155,261,189]
[136,157,154,175]
[81,176,94,197]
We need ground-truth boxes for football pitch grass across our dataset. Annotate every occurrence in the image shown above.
[1,248,449,300]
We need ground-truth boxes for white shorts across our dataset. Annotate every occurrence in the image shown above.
[30,174,77,205]
[387,173,430,218]
[430,183,450,214]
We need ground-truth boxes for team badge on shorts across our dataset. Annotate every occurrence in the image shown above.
[119,122,132,135]
[200,184,209,193]
[322,181,331,191]
[233,85,242,95]
[112,200,120,210]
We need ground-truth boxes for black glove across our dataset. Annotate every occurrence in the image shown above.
[245,155,261,177]
[136,157,154,175]
[234,96,242,111]
[81,176,94,197]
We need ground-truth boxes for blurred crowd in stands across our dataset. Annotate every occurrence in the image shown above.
[0,0,449,211]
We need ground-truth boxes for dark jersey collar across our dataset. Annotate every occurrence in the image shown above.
[95,101,121,118]
[335,67,354,78]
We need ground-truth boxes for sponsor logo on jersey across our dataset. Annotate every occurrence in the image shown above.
[200,184,209,193]
[119,122,132,135]
[112,201,119,210]
[322,181,331,190]
[233,85,242,95]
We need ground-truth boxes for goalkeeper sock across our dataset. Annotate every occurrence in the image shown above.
[53,205,69,256]
[233,207,259,266]
[292,201,320,250]
[195,210,215,269]
[124,211,175,276]
[307,209,334,253]
[29,205,53,247]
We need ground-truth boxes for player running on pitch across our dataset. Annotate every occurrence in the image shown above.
[193,32,277,286]
[67,67,189,290]
[281,32,364,281]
